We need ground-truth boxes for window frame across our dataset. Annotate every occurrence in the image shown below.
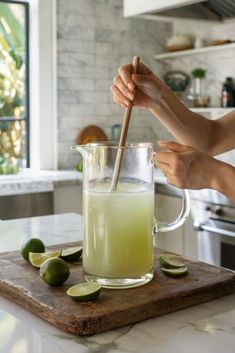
[29,0,57,170]
[1,0,58,170]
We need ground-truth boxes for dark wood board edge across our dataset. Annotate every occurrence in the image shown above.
[1,274,235,335]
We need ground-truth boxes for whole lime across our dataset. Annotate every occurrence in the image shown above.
[39,258,70,286]
[21,238,45,261]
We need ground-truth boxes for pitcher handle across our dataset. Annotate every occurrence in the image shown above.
[153,189,190,234]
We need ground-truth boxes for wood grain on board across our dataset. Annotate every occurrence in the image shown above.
[0,242,235,336]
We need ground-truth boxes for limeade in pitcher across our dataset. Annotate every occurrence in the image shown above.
[83,182,154,280]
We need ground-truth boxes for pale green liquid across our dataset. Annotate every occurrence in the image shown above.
[83,183,154,278]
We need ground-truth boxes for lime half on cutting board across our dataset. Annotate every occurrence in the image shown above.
[67,283,101,302]
[60,246,83,262]
[161,267,188,277]
[159,254,185,269]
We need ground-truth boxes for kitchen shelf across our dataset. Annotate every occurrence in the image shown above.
[190,107,234,114]
[154,43,235,61]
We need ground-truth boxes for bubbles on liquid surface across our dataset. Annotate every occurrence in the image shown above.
[88,178,152,193]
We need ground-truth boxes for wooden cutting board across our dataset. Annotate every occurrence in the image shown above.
[0,242,235,336]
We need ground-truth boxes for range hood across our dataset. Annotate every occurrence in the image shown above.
[124,0,235,22]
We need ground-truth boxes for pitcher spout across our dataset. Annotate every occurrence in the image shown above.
[71,145,89,157]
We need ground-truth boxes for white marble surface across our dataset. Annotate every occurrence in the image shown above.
[0,169,82,196]
[0,168,167,197]
[1,213,235,353]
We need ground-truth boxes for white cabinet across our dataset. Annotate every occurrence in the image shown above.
[155,192,197,258]
[123,0,220,22]
[124,0,202,18]
[53,184,83,215]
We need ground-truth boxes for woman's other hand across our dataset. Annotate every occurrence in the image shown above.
[155,141,219,190]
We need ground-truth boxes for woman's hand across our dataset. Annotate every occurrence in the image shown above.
[155,141,220,190]
[111,62,166,110]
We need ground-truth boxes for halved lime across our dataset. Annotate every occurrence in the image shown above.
[66,283,101,302]
[161,266,188,277]
[39,258,70,286]
[159,254,185,269]
[29,250,61,268]
[60,246,83,262]
[21,238,45,261]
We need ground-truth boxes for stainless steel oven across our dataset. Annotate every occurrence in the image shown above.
[191,190,235,270]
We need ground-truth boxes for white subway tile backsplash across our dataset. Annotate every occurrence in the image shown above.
[66,78,95,91]
[68,53,96,67]
[95,29,123,43]
[58,39,96,54]
[68,0,96,16]
[58,27,96,41]
[58,91,78,104]
[95,103,123,116]
[58,152,80,170]
[57,65,84,78]
[95,56,119,69]
[79,91,109,104]
[57,14,97,29]
[95,78,112,91]
[57,0,172,169]
[70,104,95,117]
[95,4,122,18]
[95,16,132,31]
[82,65,111,79]
[58,141,76,154]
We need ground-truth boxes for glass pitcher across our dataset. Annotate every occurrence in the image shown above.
[72,142,190,289]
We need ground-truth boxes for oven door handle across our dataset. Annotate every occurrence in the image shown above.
[195,222,235,238]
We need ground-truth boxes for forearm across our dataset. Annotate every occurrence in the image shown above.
[211,160,235,202]
[149,86,214,153]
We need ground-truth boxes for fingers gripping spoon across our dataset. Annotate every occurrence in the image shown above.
[109,56,140,192]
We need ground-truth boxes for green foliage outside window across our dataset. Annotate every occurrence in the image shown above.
[0,2,27,173]
[0,3,25,117]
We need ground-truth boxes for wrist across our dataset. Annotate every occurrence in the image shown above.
[148,85,168,113]
[210,159,234,196]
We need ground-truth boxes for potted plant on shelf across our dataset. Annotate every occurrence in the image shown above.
[189,68,210,108]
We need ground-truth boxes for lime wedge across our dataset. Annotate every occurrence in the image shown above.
[66,283,101,302]
[29,250,61,268]
[159,254,185,269]
[161,266,188,277]
[60,246,83,262]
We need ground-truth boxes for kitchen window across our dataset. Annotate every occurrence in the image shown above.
[0,0,29,171]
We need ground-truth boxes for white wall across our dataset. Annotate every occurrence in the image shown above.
[56,0,172,169]
[29,0,57,170]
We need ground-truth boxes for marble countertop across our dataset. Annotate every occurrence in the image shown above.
[0,169,83,196]
[0,168,166,197]
[1,213,235,353]
[0,168,232,209]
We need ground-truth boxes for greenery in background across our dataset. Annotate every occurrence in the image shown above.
[0,3,25,117]
[0,2,26,173]
[75,162,83,172]
[191,68,207,79]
